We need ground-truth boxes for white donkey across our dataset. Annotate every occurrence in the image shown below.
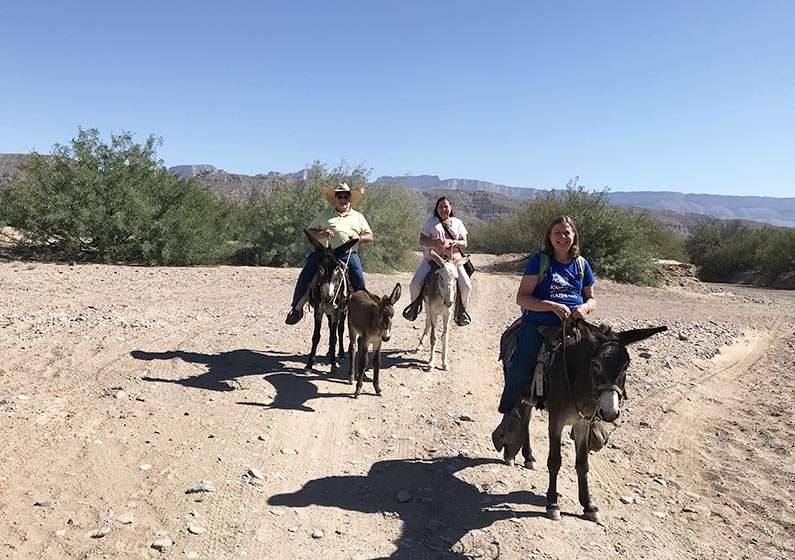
[416,250,467,370]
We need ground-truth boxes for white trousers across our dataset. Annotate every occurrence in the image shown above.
[409,259,472,307]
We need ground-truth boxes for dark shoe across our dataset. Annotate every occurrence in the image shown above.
[455,310,471,327]
[402,298,422,321]
[285,307,303,325]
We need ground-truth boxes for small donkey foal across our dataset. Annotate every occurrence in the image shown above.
[347,283,402,397]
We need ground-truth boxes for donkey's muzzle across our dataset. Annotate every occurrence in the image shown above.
[597,390,621,422]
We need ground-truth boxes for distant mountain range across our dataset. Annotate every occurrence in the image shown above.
[375,174,795,228]
[1,154,792,228]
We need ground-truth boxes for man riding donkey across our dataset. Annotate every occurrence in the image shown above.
[285,182,373,325]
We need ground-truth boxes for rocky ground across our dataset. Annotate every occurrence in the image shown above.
[0,255,793,559]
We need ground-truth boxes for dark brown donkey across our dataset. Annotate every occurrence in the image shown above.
[494,319,667,522]
[303,230,359,374]
[347,284,401,397]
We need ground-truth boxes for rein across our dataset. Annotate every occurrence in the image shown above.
[329,249,353,309]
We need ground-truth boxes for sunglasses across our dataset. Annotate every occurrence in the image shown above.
[335,193,351,199]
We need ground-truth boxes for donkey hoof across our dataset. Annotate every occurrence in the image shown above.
[374,387,382,396]
[546,506,561,521]
[583,507,600,523]
[523,460,538,470]
[503,457,515,467]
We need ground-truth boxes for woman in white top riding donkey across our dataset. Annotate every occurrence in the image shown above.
[403,196,472,326]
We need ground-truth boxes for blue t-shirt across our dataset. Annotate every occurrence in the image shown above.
[521,252,596,325]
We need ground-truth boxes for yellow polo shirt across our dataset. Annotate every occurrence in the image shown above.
[309,207,373,250]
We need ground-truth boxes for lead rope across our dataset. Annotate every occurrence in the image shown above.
[331,249,353,310]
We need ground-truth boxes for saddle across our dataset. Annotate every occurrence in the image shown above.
[402,263,470,326]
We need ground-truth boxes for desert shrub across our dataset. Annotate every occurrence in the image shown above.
[0,129,234,265]
[469,185,681,285]
[686,221,794,285]
[233,162,421,272]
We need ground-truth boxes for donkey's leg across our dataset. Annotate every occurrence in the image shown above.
[327,314,338,372]
[372,341,383,396]
[546,416,565,520]
[347,332,356,385]
[440,309,451,370]
[337,310,347,363]
[521,403,537,470]
[573,421,599,522]
[427,317,438,370]
[416,308,430,352]
[354,337,367,398]
[307,308,323,371]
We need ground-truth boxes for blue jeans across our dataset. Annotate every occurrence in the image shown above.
[291,251,365,308]
[498,321,543,414]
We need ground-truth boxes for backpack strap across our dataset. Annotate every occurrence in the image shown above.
[538,252,585,281]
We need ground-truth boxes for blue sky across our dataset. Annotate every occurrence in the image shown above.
[1,1,793,197]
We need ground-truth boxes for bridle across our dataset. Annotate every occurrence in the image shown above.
[558,320,626,445]
[319,250,352,309]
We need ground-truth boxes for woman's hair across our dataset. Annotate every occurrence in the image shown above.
[541,215,581,259]
[433,196,455,221]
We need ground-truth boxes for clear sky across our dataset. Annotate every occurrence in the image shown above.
[1,1,793,197]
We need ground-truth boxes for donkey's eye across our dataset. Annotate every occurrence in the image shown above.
[591,360,603,374]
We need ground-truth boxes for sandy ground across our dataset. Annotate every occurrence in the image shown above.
[0,255,793,560]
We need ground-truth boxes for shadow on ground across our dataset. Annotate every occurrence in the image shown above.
[269,456,547,559]
[132,348,356,412]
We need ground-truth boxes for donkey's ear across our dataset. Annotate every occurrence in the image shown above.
[334,237,359,256]
[304,229,326,251]
[429,250,446,267]
[618,326,668,346]
[388,283,402,304]
[537,325,561,342]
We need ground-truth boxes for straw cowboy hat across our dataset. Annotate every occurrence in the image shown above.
[322,182,365,207]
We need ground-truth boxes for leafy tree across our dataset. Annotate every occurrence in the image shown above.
[0,128,234,264]
[469,184,683,285]
[233,161,421,272]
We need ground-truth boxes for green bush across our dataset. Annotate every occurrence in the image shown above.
[686,220,794,285]
[0,129,234,265]
[469,185,682,285]
[233,162,421,272]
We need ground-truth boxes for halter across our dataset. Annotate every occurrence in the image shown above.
[559,320,624,448]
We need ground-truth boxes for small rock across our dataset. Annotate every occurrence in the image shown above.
[287,526,298,533]
[681,504,698,513]
[619,496,634,504]
[652,511,667,519]
[186,481,216,494]
[257,435,267,441]
[55,528,66,537]
[678,333,688,341]
[311,528,324,539]
[187,524,205,535]
[639,352,652,359]
[248,468,265,480]
[116,512,134,525]
[114,390,127,399]
[653,477,668,487]
[397,490,412,503]
[458,414,474,422]
[139,464,152,471]
[87,526,111,538]
[186,553,200,560]
[34,500,52,507]
[151,536,173,551]
[281,448,298,455]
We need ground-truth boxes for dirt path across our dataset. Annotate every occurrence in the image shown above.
[0,257,792,559]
